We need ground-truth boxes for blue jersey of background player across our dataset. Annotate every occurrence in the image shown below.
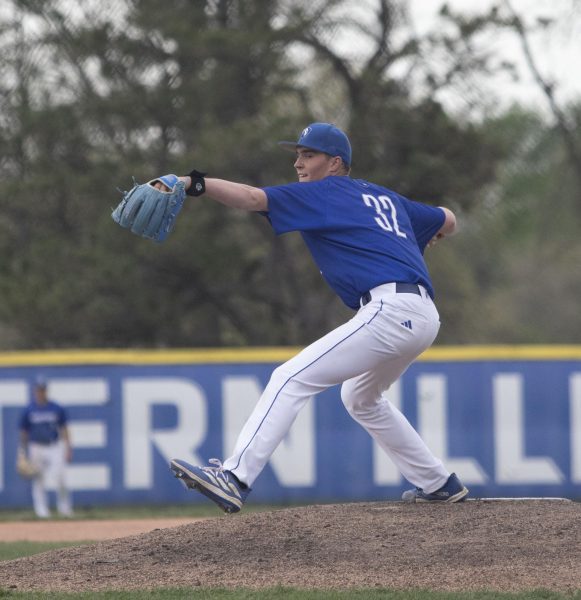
[166,122,468,513]
[20,392,68,445]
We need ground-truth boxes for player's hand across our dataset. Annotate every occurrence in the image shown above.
[152,169,205,196]
[153,175,192,192]
[179,176,192,191]
[427,233,444,248]
[153,176,192,192]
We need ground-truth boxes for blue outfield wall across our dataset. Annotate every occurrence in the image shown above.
[0,346,580,508]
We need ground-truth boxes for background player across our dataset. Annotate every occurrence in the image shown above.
[19,376,73,518]
[169,122,468,511]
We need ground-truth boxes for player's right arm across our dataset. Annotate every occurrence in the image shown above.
[18,409,30,451]
[428,207,457,247]
[438,207,457,236]
[19,429,29,454]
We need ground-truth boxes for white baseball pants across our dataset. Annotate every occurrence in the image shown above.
[29,440,73,518]
[223,282,450,493]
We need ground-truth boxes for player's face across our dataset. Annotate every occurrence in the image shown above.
[34,387,48,404]
[294,148,335,182]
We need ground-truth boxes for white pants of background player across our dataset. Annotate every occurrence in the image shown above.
[28,440,73,518]
[223,282,450,494]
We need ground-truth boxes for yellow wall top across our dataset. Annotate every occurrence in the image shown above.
[0,345,581,366]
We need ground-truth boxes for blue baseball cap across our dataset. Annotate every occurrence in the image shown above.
[278,123,352,166]
[34,375,47,389]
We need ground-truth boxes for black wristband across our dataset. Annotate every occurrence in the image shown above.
[186,169,207,197]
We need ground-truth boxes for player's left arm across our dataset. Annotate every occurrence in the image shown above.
[205,178,268,211]
[152,172,267,211]
[58,406,72,463]
[174,176,268,211]
[60,425,73,462]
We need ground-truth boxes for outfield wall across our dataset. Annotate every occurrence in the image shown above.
[0,346,580,508]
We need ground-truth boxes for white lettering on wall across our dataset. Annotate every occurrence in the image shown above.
[493,373,564,483]
[122,378,207,489]
[50,378,110,490]
[49,379,108,406]
[417,374,488,484]
[1,365,578,500]
[570,373,581,483]
[67,422,110,490]
[222,376,315,486]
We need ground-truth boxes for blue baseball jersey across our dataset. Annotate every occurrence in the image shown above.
[19,401,67,444]
[263,176,445,310]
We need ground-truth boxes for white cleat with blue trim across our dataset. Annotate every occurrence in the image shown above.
[170,458,251,514]
[402,473,469,503]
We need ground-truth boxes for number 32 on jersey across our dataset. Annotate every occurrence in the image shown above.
[362,194,407,238]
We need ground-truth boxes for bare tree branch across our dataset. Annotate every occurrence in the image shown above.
[503,0,581,185]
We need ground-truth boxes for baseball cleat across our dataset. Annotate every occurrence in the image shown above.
[402,473,469,503]
[170,458,250,514]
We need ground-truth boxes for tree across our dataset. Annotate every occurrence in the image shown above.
[0,0,520,349]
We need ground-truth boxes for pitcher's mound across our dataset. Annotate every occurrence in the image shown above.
[1,499,579,593]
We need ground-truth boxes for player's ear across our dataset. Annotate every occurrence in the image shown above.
[330,155,344,173]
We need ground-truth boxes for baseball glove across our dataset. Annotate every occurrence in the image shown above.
[112,174,186,243]
[16,449,40,479]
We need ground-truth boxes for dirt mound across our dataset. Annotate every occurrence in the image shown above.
[1,499,579,593]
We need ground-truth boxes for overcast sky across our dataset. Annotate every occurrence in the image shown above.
[409,0,581,114]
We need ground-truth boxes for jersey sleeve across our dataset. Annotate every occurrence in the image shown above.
[262,180,329,235]
[399,196,446,252]
[57,405,68,427]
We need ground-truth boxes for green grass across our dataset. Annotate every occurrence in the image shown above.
[0,541,90,561]
[0,588,579,599]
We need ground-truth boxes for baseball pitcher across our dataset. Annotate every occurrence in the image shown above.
[113,122,468,512]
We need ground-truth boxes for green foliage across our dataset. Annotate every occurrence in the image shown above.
[0,1,579,348]
[433,106,581,343]
[0,541,85,562]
